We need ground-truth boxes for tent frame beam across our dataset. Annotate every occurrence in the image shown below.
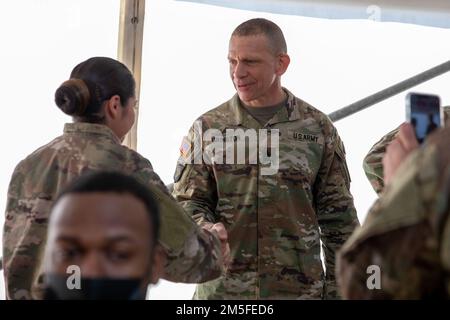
[329,60,450,122]
[117,0,146,150]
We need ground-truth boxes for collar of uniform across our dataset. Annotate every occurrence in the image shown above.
[63,122,121,144]
[228,88,301,128]
[266,88,302,126]
[228,94,261,129]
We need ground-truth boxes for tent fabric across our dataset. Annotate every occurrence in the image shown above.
[178,0,450,29]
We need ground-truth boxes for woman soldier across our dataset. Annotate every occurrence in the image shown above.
[3,57,228,299]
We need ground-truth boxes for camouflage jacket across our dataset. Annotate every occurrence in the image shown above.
[363,106,450,195]
[337,127,450,299]
[3,122,223,300]
[173,89,359,299]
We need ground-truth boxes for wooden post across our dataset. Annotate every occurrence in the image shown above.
[117,0,145,150]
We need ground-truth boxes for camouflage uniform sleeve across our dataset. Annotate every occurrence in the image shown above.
[3,161,49,300]
[133,162,223,283]
[314,128,360,299]
[442,215,450,297]
[337,145,447,299]
[172,123,219,226]
[363,127,400,195]
[364,107,450,195]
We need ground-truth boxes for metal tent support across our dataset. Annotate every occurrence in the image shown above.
[117,0,146,150]
[328,60,450,122]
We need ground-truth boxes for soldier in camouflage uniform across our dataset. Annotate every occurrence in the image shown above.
[363,106,450,195]
[3,57,226,300]
[172,18,359,299]
[337,125,450,299]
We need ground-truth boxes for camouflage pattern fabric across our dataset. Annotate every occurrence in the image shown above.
[3,122,223,300]
[337,126,450,299]
[363,106,450,195]
[173,89,359,299]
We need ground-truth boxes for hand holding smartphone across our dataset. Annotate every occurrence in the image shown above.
[406,92,442,144]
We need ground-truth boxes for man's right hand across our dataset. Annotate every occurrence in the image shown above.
[203,222,231,268]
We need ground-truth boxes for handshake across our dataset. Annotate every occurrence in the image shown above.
[202,222,232,269]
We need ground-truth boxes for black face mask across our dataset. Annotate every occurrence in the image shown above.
[44,274,147,300]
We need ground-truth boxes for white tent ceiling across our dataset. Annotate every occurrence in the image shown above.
[178,0,450,29]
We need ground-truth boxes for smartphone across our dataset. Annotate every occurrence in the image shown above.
[406,92,442,144]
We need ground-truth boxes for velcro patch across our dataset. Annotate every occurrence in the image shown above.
[179,136,191,160]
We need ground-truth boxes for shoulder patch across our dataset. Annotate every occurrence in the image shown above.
[179,136,192,161]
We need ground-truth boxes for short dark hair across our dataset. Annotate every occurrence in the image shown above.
[231,18,287,54]
[54,171,160,245]
[55,57,136,123]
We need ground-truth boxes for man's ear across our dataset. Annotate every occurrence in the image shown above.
[104,95,122,120]
[276,53,290,76]
[150,244,166,284]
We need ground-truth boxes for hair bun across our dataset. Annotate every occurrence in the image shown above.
[54,79,91,116]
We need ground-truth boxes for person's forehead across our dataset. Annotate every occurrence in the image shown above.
[53,231,139,247]
[228,34,271,53]
[50,192,151,238]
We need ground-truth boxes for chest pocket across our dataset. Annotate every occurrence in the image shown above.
[277,130,323,187]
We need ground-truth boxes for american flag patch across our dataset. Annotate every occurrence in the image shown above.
[179,136,191,160]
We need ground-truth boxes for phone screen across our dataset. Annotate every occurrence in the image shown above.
[407,93,441,144]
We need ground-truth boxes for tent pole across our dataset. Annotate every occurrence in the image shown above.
[329,60,450,122]
[117,0,146,150]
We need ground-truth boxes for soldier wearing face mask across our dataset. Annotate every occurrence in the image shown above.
[43,172,164,300]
